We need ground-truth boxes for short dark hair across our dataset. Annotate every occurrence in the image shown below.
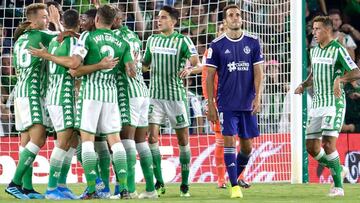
[84,8,97,19]
[328,9,341,17]
[160,5,179,21]
[312,15,333,28]
[97,4,117,25]
[63,9,79,29]
[223,4,240,19]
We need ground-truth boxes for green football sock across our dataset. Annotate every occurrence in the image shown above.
[95,141,110,189]
[122,139,137,193]
[314,148,329,168]
[136,142,155,192]
[81,141,97,193]
[13,142,40,186]
[179,144,191,186]
[48,147,67,190]
[111,142,128,191]
[326,151,343,188]
[149,142,164,184]
[58,147,76,186]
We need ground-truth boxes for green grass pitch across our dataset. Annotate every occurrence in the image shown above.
[0,183,359,202]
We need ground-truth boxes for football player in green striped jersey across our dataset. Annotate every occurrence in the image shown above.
[295,16,360,197]
[30,9,80,200]
[5,3,59,200]
[111,8,157,199]
[142,6,202,197]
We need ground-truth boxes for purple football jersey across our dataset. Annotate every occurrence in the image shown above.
[206,33,264,111]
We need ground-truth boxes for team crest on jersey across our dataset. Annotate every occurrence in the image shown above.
[243,46,251,54]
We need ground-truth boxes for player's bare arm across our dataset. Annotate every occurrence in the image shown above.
[69,56,119,77]
[295,71,313,94]
[125,62,137,78]
[252,63,264,114]
[334,68,360,98]
[29,43,82,69]
[178,55,202,78]
[206,67,218,122]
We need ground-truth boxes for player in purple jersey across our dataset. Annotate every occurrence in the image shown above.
[206,4,264,199]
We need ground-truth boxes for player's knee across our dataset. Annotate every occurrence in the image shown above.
[322,141,336,154]
[241,147,252,156]
[148,135,158,144]
[306,143,318,157]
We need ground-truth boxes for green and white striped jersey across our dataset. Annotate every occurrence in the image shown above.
[143,31,198,101]
[310,40,357,108]
[113,26,149,98]
[13,29,57,98]
[46,36,77,106]
[74,29,133,103]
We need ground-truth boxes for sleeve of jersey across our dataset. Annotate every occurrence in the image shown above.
[69,37,78,56]
[183,36,198,58]
[253,38,264,65]
[337,46,358,71]
[122,42,134,64]
[73,32,90,60]
[143,36,152,64]
[41,30,59,46]
[205,43,219,69]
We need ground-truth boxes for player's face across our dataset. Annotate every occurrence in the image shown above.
[158,10,175,33]
[329,14,341,31]
[80,14,95,31]
[32,9,49,30]
[312,22,331,44]
[224,8,242,31]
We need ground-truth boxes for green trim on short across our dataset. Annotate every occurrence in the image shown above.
[121,123,137,128]
[55,127,74,133]
[148,122,163,126]
[79,128,96,135]
[306,131,322,135]
[136,125,148,128]
[173,125,190,130]
[95,136,107,142]
[100,131,120,137]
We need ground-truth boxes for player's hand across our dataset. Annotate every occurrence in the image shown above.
[207,102,218,122]
[251,96,261,115]
[334,77,342,98]
[29,42,49,58]
[48,5,60,24]
[178,68,192,79]
[98,56,119,69]
[126,64,137,78]
[294,84,305,94]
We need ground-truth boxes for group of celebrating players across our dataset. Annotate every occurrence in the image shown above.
[4,0,358,200]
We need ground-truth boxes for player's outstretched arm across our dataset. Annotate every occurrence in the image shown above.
[69,56,119,77]
[29,43,82,69]
[252,63,264,114]
[334,68,360,98]
[295,71,313,94]
[206,67,218,122]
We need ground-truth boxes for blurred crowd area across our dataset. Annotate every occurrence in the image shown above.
[305,0,360,133]
[0,0,358,136]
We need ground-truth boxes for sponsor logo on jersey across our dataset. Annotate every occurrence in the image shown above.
[312,57,333,65]
[227,61,250,72]
[152,47,178,55]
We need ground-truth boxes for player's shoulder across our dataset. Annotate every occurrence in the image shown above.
[243,31,259,40]
[211,33,227,44]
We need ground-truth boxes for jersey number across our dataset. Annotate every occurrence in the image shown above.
[14,40,31,68]
[100,45,115,73]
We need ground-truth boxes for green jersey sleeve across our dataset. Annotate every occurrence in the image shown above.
[40,30,59,47]
[143,36,152,65]
[337,45,358,71]
[182,35,198,59]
